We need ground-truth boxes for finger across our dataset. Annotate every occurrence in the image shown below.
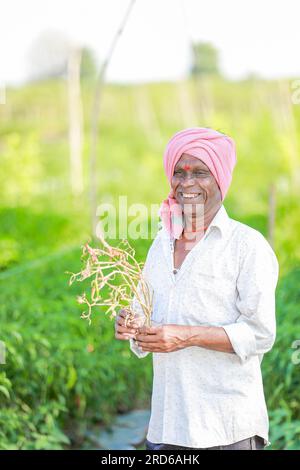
[140,346,166,352]
[116,324,137,335]
[117,317,128,328]
[117,317,140,330]
[115,325,137,336]
[115,332,135,340]
[138,326,160,335]
[116,313,136,328]
[135,333,159,342]
[119,308,133,318]
[119,309,131,319]
[136,342,162,352]
[121,312,141,328]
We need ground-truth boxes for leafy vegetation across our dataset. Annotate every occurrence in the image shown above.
[0,76,299,449]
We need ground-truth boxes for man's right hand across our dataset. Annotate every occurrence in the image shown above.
[114,309,139,341]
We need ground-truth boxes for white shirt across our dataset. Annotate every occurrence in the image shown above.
[129,204,279,448]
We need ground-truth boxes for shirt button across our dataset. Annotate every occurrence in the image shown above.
[173,269,177,274]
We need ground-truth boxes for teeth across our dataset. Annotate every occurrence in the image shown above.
[181,193,200,198]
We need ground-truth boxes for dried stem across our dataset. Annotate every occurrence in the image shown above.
[69,234,153,327]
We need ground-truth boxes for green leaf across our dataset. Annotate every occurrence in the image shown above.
[66,366,77,390]
[0,386,10,399]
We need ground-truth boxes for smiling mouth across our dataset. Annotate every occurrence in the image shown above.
[179,192,202,199]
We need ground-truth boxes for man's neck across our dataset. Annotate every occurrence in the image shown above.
[182,204,222,237]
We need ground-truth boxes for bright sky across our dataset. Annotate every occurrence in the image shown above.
[1,0,300,85]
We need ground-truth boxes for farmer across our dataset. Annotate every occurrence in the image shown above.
[115,127,279,450]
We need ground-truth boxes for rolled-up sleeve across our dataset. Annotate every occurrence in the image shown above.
[222,233,279,364]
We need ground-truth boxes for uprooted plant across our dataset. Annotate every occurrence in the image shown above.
[68,233,153,328]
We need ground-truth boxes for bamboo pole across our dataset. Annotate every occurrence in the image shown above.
[68,47,83,195]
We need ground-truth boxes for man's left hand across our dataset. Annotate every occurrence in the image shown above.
[135,324,190,353]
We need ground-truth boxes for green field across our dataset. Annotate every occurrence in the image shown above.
[0,76,300,449]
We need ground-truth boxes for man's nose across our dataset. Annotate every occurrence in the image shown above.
[181,174,197,185]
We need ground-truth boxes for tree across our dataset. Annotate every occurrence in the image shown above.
[80,48,97,80]
[190,42,220,77]
[68,48,83,196]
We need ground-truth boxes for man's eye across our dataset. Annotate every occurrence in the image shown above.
[174,170,207,176]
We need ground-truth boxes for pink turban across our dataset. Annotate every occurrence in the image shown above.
[158,127,237,239]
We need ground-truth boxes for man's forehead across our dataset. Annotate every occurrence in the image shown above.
[175,154,209,170]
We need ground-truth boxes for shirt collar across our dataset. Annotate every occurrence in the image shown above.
[159,204,231,241]
[205,204,231,239]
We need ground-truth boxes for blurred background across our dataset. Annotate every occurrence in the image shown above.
[0,0,300,450]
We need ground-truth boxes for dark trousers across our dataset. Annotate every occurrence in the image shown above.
[145,435,266,450]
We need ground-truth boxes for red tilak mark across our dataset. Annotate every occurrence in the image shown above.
[183,165,191,171]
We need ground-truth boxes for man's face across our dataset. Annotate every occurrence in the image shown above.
[171,153,221,212]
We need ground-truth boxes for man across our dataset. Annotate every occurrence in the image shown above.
[115,127,279,450]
